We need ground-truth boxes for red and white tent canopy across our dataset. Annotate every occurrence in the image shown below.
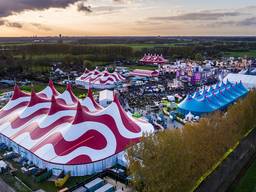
[140,54,168,65]
[129,69,159,77]
[0,81,153,176]
[76,68,125,89]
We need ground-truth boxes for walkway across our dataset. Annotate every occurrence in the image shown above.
[0,177,16,192]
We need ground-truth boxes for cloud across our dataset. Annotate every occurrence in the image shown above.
[239,17,256,26]
[0,19,4,26]
[77,2,92,13]
[149,11,242,21]
[77,2,126,15]
[5,21,23,28]
[112,0,135,3]
[0,0,131,18]
[203,17,256,28]
[31,23,51,31]
[0,0,83,17]
[238,5,256,12]
[0,19,23,28]
[94,5,125,12]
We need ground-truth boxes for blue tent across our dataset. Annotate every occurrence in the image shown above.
[178,95,215,116]
[206,94,225,110]
[219,83,227,92]
[224,87,239,100]
[207,86,214,93]
[226,86,241,98]
[226,79,232,86]
[200,89,209,96]
[178,81,249,116]
[220,88,237,103]
[204,96,221,110]
[238,81,248,95]
[232,83,246,97]
[213,93,229,109]
[192,91,201,99]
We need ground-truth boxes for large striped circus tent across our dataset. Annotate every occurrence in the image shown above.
[140,54,168,65]
[178,80,249,116]
[75,68,125,89]
[0,81,153,176]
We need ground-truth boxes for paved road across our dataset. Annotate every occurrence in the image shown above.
[0,177,16,192]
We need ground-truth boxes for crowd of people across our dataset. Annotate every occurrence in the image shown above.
[118,72,198,111]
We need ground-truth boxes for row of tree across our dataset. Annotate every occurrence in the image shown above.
[128,91,256,192]
[8,44,133,60]
[0,52,98,78]
[4,40,256,61]
[1,41,256,78]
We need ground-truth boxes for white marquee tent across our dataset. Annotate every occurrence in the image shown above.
[224,73,256,89]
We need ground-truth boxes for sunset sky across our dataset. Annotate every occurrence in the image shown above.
[0,0,256,37]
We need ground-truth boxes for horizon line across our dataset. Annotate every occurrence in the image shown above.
[1,35,256,38]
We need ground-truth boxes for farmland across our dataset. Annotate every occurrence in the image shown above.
[225,50,256,58]
[230,158,256,192]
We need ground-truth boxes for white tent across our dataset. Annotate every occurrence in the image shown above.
[0,161,7,169]
[223,73,256,89]
[167,95,175,102]
[99,90,114,107]
[185,112,194,122]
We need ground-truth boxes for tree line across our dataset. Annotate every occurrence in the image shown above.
[128,90,256,192]
[0,41,256,78]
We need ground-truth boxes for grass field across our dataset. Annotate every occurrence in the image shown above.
[84,43,176,51]
[14,54,108,64]
[3,42,177,51]
[231,159,256,192]
[224,50,256,57]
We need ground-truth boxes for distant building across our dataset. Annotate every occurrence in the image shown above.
[58,34,63,44]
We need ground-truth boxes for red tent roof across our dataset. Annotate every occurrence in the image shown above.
[129,69,159,77]
[0,83,154,165]
[140,54,168,64]
[76,69,125,87]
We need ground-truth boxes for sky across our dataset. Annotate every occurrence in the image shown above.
[0,0,256,37]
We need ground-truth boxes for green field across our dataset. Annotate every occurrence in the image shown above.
[231,159,256,192]
[2,42,177,51]
[14,54,108,65]
[225,50,256,57]
[84,43,176,51]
